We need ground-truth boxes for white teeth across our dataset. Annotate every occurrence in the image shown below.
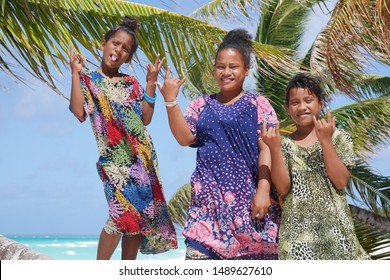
[110,54,118,62]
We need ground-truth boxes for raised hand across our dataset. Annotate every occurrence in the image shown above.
[69,46,83,75]
[260,119,281,150]
[313,107,336,143]
[146,54,165,83]
[155,66,186,102]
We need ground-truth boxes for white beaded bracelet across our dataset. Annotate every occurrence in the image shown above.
[165,99,178,107]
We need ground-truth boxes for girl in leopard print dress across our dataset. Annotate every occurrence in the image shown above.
[261,73,370,260]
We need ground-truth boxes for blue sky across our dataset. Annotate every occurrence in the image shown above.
[0,0,389,235]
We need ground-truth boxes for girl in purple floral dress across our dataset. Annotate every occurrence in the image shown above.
[69,16,177,260]
[156,29,282,259]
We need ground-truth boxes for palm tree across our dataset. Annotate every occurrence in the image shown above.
[0,234,52,260]
[1,0,389,258]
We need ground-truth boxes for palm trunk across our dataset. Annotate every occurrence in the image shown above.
[0,234,53,260]
[349,205,390,232]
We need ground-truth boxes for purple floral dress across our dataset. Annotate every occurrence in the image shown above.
[183,92,282,259]
[79,70,177,254]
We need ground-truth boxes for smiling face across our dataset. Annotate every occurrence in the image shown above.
[101,30,134,70]
[214,48,249,95]
[287,87,324,127]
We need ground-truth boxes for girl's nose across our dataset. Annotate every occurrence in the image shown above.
[222,67,232,75]
[297,102,307,110]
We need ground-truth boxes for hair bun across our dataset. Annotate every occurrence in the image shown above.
[223,29,252,48]
[120,16,139,32]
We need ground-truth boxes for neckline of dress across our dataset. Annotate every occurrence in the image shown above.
[95,70,125,84]
[286,135,320,150]
[210,91,247,107]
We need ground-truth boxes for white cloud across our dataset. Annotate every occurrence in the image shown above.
[13,86,67,119]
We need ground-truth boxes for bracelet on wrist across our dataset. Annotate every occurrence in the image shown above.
[144,93,156,104]
[165,99,178,107]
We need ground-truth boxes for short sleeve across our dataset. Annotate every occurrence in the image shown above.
[135,79,144,102]
[184,96,207,139]
[281,136,292,172]
[80,73,94,116]
[333,129,355,169]
[131,78,144,118]
[256,95,278,140]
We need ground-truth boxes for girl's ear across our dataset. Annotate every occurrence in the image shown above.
[245,68,250,76]
[320,99,325,110]
[100,41,105,50]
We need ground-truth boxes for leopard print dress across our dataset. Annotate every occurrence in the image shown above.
[278,129,370,260]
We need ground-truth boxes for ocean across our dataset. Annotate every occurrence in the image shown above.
[5,235,186,260]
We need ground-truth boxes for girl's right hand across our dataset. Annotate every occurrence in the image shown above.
[260,120,281,150]
[69,47,83,75]
[155,66,186,102]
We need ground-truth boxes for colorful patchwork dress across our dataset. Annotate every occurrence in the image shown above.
[80,70,177,254]
[183,93,282,259]
[279,129,370,259]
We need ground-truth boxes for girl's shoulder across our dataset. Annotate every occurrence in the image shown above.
[245,91,273,106]
[245,91,264,100]
[121,74,138,84]
[332,128,353,144]
[186,95,208,114]
[281,135,293,145]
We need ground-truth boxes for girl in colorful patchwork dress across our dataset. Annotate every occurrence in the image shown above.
[155,29,282,260]
[69,16,177,260]
[261,72,370,259]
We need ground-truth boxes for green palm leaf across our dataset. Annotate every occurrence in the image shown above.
[351,74,390,99]
[348,159,390,216]
[353,222,390,260]
[167,183,192,226]
[191,0,262,20]
[332,97,390,156]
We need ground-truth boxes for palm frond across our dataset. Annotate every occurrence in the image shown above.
[310,0,390,95]
[191,0,261,21]
[257,0,323,50]
[332,97,390,156]
[347,159,390,216]
[353,218,390,260]
[351,74,390,99]
[350,205,390,260]
[167,183,192,226]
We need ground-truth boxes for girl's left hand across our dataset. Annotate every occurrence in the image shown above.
[146,54,165,83]
[313,107,336,142]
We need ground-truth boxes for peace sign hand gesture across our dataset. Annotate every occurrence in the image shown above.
[313,107,336,143]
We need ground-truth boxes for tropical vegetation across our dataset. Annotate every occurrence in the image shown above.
[1,0,389,259]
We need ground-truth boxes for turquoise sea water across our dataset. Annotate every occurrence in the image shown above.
[5,235,186,260]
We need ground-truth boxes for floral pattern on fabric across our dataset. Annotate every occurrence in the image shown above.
[279,129,370,259]
[183,93,282,259]
[80,70,177,254]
